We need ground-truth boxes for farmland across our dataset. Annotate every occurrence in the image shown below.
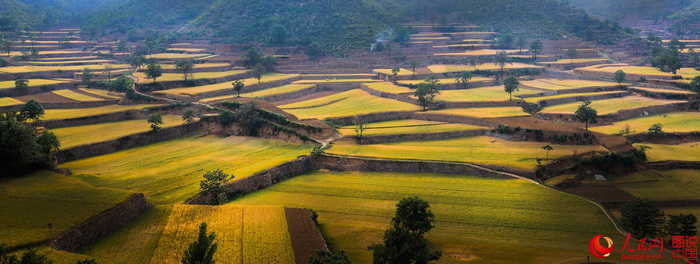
[634,142,700,163]
[363,82,414,94]
[523,91,624,103]
[580,170,700,201]
[279,89,421,120]
[427,63,542,74]
[0,79,73,90]
[337,119,485,136]
[591,112,700,135]
[396,77,494,86]
[0,64,130,74]
[133,70,249,84]
[576,64,700,79]
[52,115,184,149]
[427,107,531,118]
[51,89,108,101]
[156,73,299,96]
[540,96,684,115]
[42,104,161,121]
[428,86,541,102]
[519,79,624,91]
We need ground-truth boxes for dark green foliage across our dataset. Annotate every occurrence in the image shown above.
[573,100,597,131]
[646,123,665,135]
[19,100,44,122]
[182,107,200,124]
[613,70,626,85]
[82,67,93,85]
[305,42,325,59]
[145,62,163,83]
[495,124,513,134]
[182,223,217,264]
[109,76,134,92]
[414,77,440,111]
[0,246,53,264]
[175,59,195,81]
[217,111,236,127]
[310,143,332,158]
[620,199,666,239]
[268,24,287,44]
[528,40,543,59]
[650,46,683,75]
[309,249,352,264]
[147,113,163,132]
[200,169,233,205]
[242,47,277,71]
[14,79,29,89]
[666,214,697,238]
[503,76,519,101]
[689,76,700,93]
[0,0,51,30]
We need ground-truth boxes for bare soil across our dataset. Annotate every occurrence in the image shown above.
[285,207,328,264]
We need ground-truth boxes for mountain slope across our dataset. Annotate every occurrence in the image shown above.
[0,0,48,30]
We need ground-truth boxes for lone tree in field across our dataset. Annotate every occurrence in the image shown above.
[541,145,553,160]
[147,113,163,132]
[414,77,440,111]
[528,40,543,60]
[503,75,519,101]
[391,67,400,84]
[20,100,45,122]
[14,79,29,89]
[566,48,578,64]
[666,214,697,238]
[620,199,665,239]
[494,51,510,78]
[82,67,93,85]
[232,79,245,97]
[253,63,266,84]
[368,196,442,264]
[573,100,597,131]
[182,223,217,264]
[353,116,368,144]
[646,123,665,135]
[145,62,163,83]
[176,59,195,81]
[613,70,626,86]
[456,71,473,89]
[409,60,420,79]
[182,108,200,124]
[200,169,234,205]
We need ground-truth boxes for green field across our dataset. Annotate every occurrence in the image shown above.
[427,63,542,74]
[279,89,421,120]
[329,136,606,170]
[581,170,700,201]
[396,77,493,86]
[540,96,684,115]
[338,119,486,136]
[519,79,624,91]
[635,142,700,163]
[230,171,625,264]
[0,79,73,90]
[523,91,624,103]
[42,104,161,121]
[148,53,212,59]
[53,115,184,149]
[363,82,414,94]
[156,73,299,96]
[62,135,312,204]
[591,112,700,135]
[428,86,541,102]
[133,70,249,84]
[150,205,295,264]
[428,107,530,118]
[0,171,132,247]
[52,89,107,102]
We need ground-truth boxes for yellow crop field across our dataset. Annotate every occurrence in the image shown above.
[428,107,530,118]
[434,49,520,56]
[523,91,624,103]
[630,86,695,94]
[160,63,231,70]
[148,53,212,59]
[0,79,73,90]
[133,70,249,84]
[62,135,312,204]
[397,77,493,86]
[79,88,123,99]
[199,84,316,102]
[42,104,161,121]
[425,86,540,102]
[279,89,421,120]
[591,112,700,135]
[635,142,700,163]
[0,97,24,107]
[329,136,606,170]
[150,205,294,264]
[25,59,114,65]
[432,44,491,48]
[51,89,107,102]
[0,171,132,247]
[372,68,415,76]
[363,82,414,94]
[0,64,130,74]
[35,56,98,61]
[53,115,184,149]
[301,73,375,77]
[576,64,700,79]
[427,63,542,74]
[292,79,380,84]
[232,171,625,263]
[520,78,624,91]
[338,119,485,136]
[156,73,299,96]
[541,58,609,65]
[540,96,684,115]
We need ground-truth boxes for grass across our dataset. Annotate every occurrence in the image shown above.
[427,63,542,74]
[62,135,312,204]
[338,119,486,136]
[147,53,212,59]
[133,70,249,84]
[541,58,609,65]
[230,170,625,264]
[51,89,107,102]
[576,64,700,79]
[523,91,624,103]
[634,142,700,163]
[150,205,294,264]
[292,79,381,84]
[78,88,123,99]
[372,68,416,76]
[279,89,421,120]
[156,73,299,96]
[428,107,530,118]
[363,82,414,94]
[396,77,493,86]
[540,96,684,115]
[0,97,25,107]
[42,104,161,121]
[52,115,184,149]
[0,171,132,247]
[581,170,700,201]
[0,79,73,90]
[591,112,700,135]
[328,136,606,170]
[520,79,624,91]
[0,64,130,74]
[434,49,520,56]
[426,86,541,102]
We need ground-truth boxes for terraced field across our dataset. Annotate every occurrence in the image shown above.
[396,77,494,86]
[150,205,295,264]
[0,79,73,90]
[292,79,380,84]
[591,112,700,135]
[156,73,299,96]
[519,79,624,91]
[635,142,700,163]
[363,82,414,94]
[329,136,606,170]
[429,86,541,102]
[0,64,130,74]
[580,170,700,201]
[337,119,485,136]
[576,64,700,79]
[630,86,696,94]
[372,68,415,76]
[231,84,316,99]
[51,89,109,102]
[53,115,184,149]
[78,88,123,99]
[541,58,609,65]
[148,53,213,59]
[279,89,421,120]
[232,171,625,264]
[427,107,530,118]
[428,63,542,74]
[42,104,161,121]
[133,70,249,84]
[434,49,520,56]
[523,91,625,103]
[62,136,312,204]
[540,96,684,115]
[0,97,24,107]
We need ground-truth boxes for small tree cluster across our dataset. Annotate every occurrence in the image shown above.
[414,76,440,111]
[620,199,697,240]
[200,169,234,205]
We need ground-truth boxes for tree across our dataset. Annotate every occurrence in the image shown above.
[690,76,700,93]
[103,64,113,83]
[1,38,13,56]
[613,70,626,86]
[20,100,44,122]
[368,196,441,264]
[145,62,163,83]
[175,59,195,81]
[242,47,277,70]
[516,36,527,53]
[409,60,420,79]
[647,123,665,135]
[117,40,128,52]
[541,145,553,160]
[15,79,29,89]
[455,71,473,89]
[182,108,200,124]
[269,24,287,44]
[305,42,324,59]
[309,249,352,264]
[182,223,217,264]
[414,78,440,111]
[353,116,368,144]
[503,75,519,101]
[494,51,510,78]
[619,124,635,138]
[232,79,245,97]
[147,113,163,132]
[620,199,665,238]
[391,67,400,84]
[200,169,233,205]
[130,56,146,69]
[566,48,578,64]
[528,40,543,59]
[82,67,93,85]
[666,214,697,238]
[690,50,700,67]
[253,63,266,84]
[573,100,598,131]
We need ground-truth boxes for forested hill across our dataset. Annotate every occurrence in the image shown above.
[0,0,50,30]
[669,0,700,35]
